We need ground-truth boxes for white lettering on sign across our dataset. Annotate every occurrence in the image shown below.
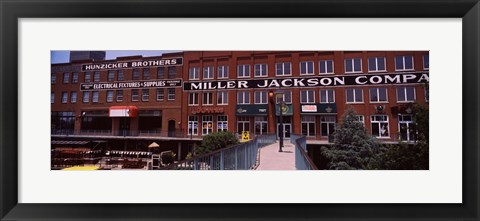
[302,105,318,112]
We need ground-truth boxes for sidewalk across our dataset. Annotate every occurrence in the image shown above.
[255,140,296,170]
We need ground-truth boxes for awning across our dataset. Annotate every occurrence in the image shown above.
[107,151,152,156]
[51,140,90,145]
[236,105,268,116]
[109,106,138,117]
[300,104,337,115]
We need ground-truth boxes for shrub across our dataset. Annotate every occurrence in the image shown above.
[160,151,176,166]
[196,131,239,155]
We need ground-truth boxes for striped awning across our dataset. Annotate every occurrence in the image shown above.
[107,151,152,156]
[51,140,90,145]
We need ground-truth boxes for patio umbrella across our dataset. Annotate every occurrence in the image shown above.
[148,142,160,148]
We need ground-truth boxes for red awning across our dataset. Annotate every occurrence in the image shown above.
[109,106,138,117]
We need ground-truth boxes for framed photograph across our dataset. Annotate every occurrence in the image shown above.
[1,0,479,220]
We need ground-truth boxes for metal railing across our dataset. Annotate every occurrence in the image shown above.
[291,134,318,170]
[159,134,276,170]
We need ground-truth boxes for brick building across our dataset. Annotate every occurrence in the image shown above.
[51,51,429,147]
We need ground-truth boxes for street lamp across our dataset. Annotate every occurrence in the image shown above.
[275,92,285,152]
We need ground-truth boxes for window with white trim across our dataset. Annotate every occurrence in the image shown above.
[83,91,90,103]
[301,116,315,137]
[320,116,336,137]
[254,91,268,104]
[346,88,363,103]
[131,89,139,101]
[300,61,314,75]
[399,115,415,141]
[397,86,416,102]
[319,60,334,74]
[371,115,389,138]
[168,67,176,79]
[188,92,199,106]
[132,69,140,80]
[300,90,315,103]
[254,64,268,77]
[425,87,429,102]
[395,55,414,71]
[276,91,292,104]
[142,89,149,101]
[237,64,250,78]
[237,116,250,134]
[94,71,100,82]
[423,54,429,70]
[51,92,55,103]
[70,92,77,103]
[167,88,175,100]
[61,92,68,103]
[203,66,214,79]
[354,115,365,126]
[157,68,165,79]
[237,91,250,104]
[92,91,99,103]
[116,90,123,102]
[217,115,228,132]
[84,72,91,83]
[189,67,199,80]
[117,70,124,81]
[202,115,213,136]
[143,68,150,80]
[63,73,70,84]
[369,87,388,102]
[156,89,164,101]
[218,65,229,79]
[217,91,228,105]
[51,73,56,84]
[188,115,198,135]
[106,90,113,102]
[320,89,335,103]
[275,62,291,76]
[368,57,386,72]
[203,92,213,105]
[108,71,115,82]
[345,58,362,73]
[254,116,268,135]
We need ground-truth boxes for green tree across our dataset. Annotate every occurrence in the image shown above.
[321,107,384,169]
[195,131,239,155]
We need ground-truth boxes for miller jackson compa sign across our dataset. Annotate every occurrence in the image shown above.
[183,72,429,91]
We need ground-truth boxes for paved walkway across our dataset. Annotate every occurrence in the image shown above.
[255,141,296,170]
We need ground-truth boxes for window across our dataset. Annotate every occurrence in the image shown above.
[369,87,388,102]
[106,90,113,102]
[237,64,250,78]
[51,73,56,84]
[188,92,199,106]
[116,90,123,102]
[346,88,363,103]
[254,116,268,135]
[254,91,268,104]
[142,89,149,101]
[254,64,268,77]
[157,68,165,79]
[72,72,78,83]
[300,61,314,75]
[425,87,429,102]
[399,115,415,141]
[83,91,90,103]
[368,57,386,72]
[237,116,250,134]
[108,71,115,82]
[70,92,77,103]
[167,88,175,100]
[275,62,291,76]
[203,66,214,79]
[84,72,91,83]
[189,67,199,80]
[93,71,100,82]
[300,90,315,103]
[131,89,139,101]
[92,91,99,103]
[320,116,336,137]
[168,67,176,78]
[117,70,124,81]
[395,55,414,71]
[276,91,292,104]
[217,115,228,132]
[63,73,70,84]
[237,91,250,104]
[371,115,389,138]
[320,89,335,103]
[61,92,68,103]
[143,68,150,80]
[345,58,362,73]
[203,92,213,105]
[188,115,199,135]
[397,86,416,102]
[51,92,55,103]
[354,115,365,126]
[218,65,229,79]
[156,89,164,101]
[301,116,315,137]
[319,60,334,74]
[217,91,228,105]
[133,69,140,80]
[202,115,213,136]
[423,54,429,70]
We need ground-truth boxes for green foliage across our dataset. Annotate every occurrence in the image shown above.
[380,142,429,170]
[160,151,176,165]
[321,107,384,170]
[196,131,239,155]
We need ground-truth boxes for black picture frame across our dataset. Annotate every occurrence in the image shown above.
[1,0,479,220]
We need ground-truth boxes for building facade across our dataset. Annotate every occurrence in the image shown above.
[51,51,429,145]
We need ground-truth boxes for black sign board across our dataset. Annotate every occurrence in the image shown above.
[81,57,183,71]
[80,79,182,91]
[184,72,428,91]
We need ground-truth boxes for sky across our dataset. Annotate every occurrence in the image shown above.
[50,50,181,64]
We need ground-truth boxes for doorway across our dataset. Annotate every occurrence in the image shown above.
[168,120,176,137]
